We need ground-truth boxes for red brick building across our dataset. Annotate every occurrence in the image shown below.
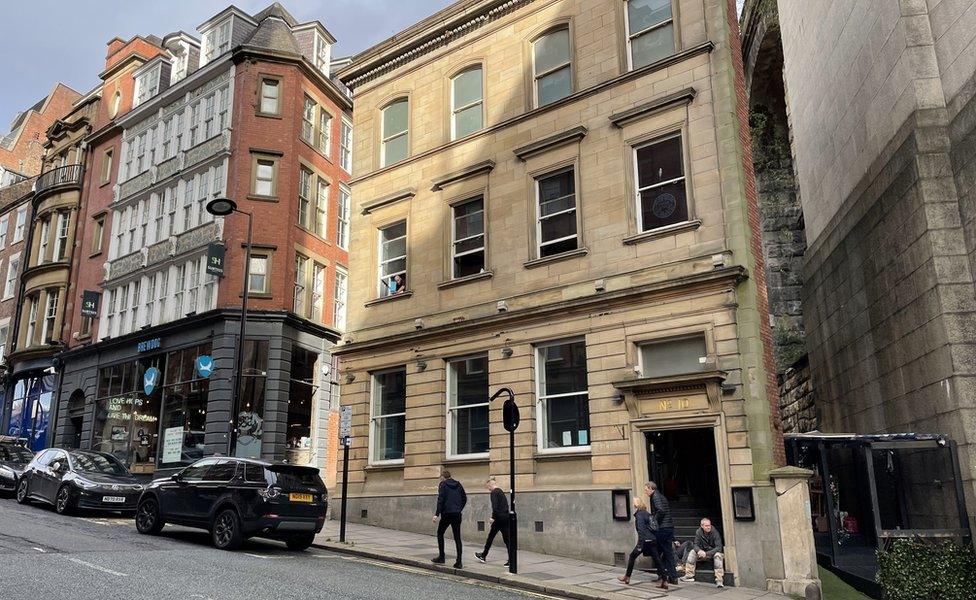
[53,3,351,483]
[0,83,81,184]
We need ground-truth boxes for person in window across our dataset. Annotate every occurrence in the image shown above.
[645,481,679,585]
[474,478,509,566]
[431,468,466,569]
[388,273,405,295]
[618,496,667,588]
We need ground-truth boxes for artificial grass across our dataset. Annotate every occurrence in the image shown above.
[818,566,873,600]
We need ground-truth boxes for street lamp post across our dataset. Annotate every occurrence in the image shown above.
[206,198,253,456]
[489,386,520,574]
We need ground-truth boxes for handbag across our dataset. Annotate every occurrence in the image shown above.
[641,539,658,557]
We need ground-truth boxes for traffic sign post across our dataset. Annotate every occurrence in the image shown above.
[491,387,520,574]
[339,406,352,543]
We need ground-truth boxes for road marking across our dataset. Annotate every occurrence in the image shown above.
[242,552,283,559]
[64,557,129,577]
[32,547,46,553]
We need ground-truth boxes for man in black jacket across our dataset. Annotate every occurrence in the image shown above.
[474,478,510,565]
[432,469,467,568]
[645,481,679,584]
[681,517,725,587]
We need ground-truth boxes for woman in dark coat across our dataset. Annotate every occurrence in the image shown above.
[618,497,669,590]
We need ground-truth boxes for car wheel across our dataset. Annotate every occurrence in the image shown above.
[16,477,30,504]
[285,533,316,551]
[135,498,165,535]
[212,508,243,550]
[55,485,75,515]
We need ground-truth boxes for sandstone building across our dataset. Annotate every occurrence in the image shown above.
[335,0,804,590]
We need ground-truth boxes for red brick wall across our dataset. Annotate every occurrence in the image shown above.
[222,59,350,327]
[0,84,81,177]
[726,0,785,467]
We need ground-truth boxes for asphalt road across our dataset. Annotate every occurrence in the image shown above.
[0,496,557,600]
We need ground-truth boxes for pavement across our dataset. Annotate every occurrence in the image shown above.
[0,497,550,600]
[313,520,795,600]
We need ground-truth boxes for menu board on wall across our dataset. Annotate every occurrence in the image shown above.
[162,426,184,463]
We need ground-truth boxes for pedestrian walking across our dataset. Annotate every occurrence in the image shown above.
[432,469,467,568]
[617,497,669,589]
[645,481,679,584]
[474,478,510,565]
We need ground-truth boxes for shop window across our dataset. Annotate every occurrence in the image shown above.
[451,66,484,139]
[157,343,212,469]
[536,339,590,451]
[4,375,55,452]
[536,167,578,258]
[378,221,407,297]
[626,0,675,69]
[235,339,269,459]
[533,27,572,107]
[447,355,489,458]
[638,335,707,378]
[287,345,319,465]
[92,355,164,473]
[381,99,409,167]
[452,197,485,278]
[634,133,687,232]
[371,367,406,463]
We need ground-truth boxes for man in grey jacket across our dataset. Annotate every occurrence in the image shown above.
[681,517,725,587]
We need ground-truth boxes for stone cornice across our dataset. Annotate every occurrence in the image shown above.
[334,265,747,355]
[430,160,495,191]
[609,88,697,128]
[513,126,587,161]
[361,188,416,215]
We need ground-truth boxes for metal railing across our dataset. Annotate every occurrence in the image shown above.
[35,164,84,194]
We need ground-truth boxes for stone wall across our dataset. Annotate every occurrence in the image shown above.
[777,356,816,434]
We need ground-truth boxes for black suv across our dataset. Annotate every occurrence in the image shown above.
[135,457,327,551]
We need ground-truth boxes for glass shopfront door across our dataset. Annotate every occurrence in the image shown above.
[5,374,55,452]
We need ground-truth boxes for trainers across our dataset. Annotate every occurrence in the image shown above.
[681,574,695,582]
[474,552,486,563]
[431,556,446,564]
[716,580,725,588]
[503,561,510,567]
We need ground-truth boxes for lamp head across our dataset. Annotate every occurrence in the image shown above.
[206,197,237,216]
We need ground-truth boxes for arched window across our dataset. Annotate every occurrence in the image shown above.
[451,66,483,139]
[381,98,409,167]
[532,27,572,107]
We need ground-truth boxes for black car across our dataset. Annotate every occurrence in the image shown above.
[0,437,33,494]
[135,457,327,551]
[16,449,144,514]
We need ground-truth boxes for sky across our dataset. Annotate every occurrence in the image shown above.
[0,0,454,130]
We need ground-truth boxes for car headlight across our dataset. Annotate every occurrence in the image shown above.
[0,466,13,479]
[76,478,99,489]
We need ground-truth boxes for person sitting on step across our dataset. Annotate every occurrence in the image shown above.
[681,517,725,588]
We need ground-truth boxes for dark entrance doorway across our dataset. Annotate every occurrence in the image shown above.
[646,428,723,540]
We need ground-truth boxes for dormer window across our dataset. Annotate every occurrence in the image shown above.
[204,18,232,64]
[171,48,188,83]
[134,65,161,107]
[314,32,331,76]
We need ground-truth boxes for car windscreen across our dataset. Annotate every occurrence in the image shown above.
[267,466,324,490]
[0,444,32,463]
[69,452,130,476]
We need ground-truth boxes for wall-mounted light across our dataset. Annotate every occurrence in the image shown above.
[595,279,606,293]
[612,489,631,521]
[497,300,508,312]
[416,360,427,372]
[613,393,626,405]
[732,487,755,521]
[414,318,424,330]
[344,373,356,384]
[501,346,513,358]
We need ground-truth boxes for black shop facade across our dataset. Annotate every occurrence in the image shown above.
[52,309,339,476]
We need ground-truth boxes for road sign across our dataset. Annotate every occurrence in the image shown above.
[503,398,520,433]
[206,243,226,277]
[196,355,214,378]
[339,405,352,438]
[80,291,101,318]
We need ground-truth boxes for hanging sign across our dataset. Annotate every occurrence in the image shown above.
[196,355,214,378]
[80,291,101,318]
[143,367,160,395]
[206,243,226,277]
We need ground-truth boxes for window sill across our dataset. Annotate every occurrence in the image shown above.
[240,292,272,299]
[89,250,103,259]
[523,247,588,269]
[255,112,283,119]
[534,448,592,461]
[365,461,405,472]
[246,194,279,203]
[622,220,701,245]
[365,290,413,307]
[443,455,490,465]
[438,271,493,289]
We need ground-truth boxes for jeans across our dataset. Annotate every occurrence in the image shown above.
[655,528,679,581]
[624,538,666,580]
[687,550,725,581]
[437,513,463,560]
[482,518,510,558]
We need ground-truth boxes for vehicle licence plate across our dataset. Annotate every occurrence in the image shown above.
[289,493,313,503]
[102,496,126,503]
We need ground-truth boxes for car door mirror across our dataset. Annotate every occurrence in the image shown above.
[170,473,182,483]
[50,461,63,473]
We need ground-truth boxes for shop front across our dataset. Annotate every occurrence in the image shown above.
[53,310,340,478]
[2,368,57,452]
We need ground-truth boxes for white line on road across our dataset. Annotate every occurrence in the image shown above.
[64,556,129,577]
[242,552,283,559]
[32,547,46,553]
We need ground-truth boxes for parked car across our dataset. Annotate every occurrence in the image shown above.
[135,457,327,551]
[16,449,144,514]
[0,436,33,495]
